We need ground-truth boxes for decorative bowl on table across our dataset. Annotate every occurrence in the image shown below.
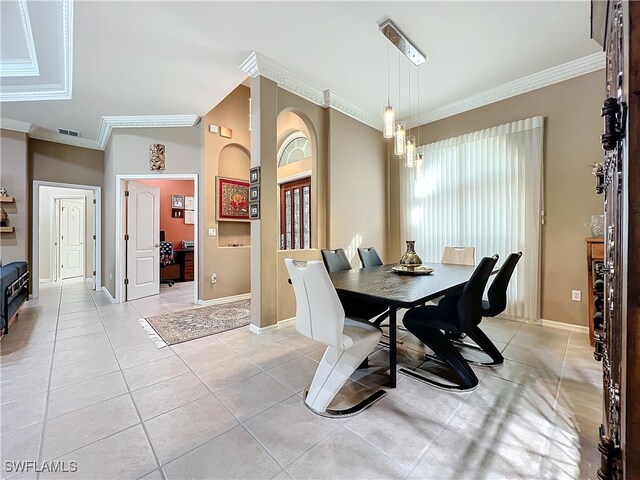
[392,265,434,275]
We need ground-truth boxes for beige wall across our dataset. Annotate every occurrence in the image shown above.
[102,127,202,297]
[388,71,605,326]
[0,129,29,264]
[251,79,387,327]
[328,109,388,266]
[31,139,104,187]
[38,186,95,281]
[201,85,251,301]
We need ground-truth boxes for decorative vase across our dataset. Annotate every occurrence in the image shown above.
[399,240,422,269]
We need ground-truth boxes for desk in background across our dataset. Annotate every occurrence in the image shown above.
[174,247,194,282]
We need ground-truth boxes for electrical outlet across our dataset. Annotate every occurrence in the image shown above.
[571,290,582,302]
[208,228,217,237]
[211,273,217,284]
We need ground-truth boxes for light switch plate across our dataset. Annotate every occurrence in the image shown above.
[208,228,217,237]
[571,290,582,301]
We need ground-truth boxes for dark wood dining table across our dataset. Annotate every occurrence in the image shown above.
[329,262,482,388]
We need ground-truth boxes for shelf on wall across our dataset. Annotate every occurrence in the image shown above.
[0,226,15,233]
[0,196,15,203]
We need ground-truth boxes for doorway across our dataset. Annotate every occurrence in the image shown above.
[32,181,102,299]
[115,174,198,305]
[279,177,311,250]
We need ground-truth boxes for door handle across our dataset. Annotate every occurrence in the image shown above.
[154,244,160,248]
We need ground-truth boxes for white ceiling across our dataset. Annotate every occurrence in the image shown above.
[0,1,602,149]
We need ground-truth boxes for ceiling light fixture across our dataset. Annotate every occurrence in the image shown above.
[379,19,426,164]
[383,41,395,139]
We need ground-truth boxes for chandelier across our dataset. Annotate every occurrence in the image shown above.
[379,19,425,169]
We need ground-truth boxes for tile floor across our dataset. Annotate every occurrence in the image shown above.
[1,279,602,479]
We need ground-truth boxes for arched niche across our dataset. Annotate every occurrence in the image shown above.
[219,143,250,179]
[217,143,251,247]
[276,109,318,250]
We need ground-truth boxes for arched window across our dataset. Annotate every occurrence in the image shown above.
[278,132,311,167]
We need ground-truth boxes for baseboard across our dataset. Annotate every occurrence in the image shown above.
[196,293,251,307]
[277,317,295,328]
[249,316,296,336]
[249,323,279,335]
[536,318,589,333]
[101,286,117,304]
[494,314,589,333]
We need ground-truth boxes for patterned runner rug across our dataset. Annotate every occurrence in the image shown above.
[144,299,251,346]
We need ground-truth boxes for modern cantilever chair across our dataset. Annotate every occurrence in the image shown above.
[400,255,499,391]
[321,249,388,325]
[285,259,386,416]
[449,251,523,367]
[357,247,384,268]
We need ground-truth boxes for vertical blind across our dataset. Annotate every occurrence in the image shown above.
[400,116,544,320]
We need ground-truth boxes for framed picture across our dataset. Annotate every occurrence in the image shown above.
[249,202,260,220]
[172,209,183,218]
[184,210,195,224]
[249,185,259,202]
[184,196,195,210]
[171,195,184,209]
[249,166,260,185]
[216,176,249,222]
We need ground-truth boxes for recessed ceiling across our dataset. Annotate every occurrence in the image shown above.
[0,1,602,149]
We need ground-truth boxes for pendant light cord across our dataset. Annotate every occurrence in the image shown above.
[387,40,390,105]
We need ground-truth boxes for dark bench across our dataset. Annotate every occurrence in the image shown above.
[1,261,29,334]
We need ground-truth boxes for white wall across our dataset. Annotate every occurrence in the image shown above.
[39,186,95,281]
[102,127,203,297]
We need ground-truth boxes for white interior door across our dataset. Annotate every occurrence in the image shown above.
[126,181,160,301]
[60,198,85,280]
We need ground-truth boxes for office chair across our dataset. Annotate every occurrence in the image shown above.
[285,259,385,417]
[321,249,388,325]
[400,255,499,391]
[357,247,384,268]
[159,241,175,287]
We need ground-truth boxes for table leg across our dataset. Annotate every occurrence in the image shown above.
[388,306,397,388]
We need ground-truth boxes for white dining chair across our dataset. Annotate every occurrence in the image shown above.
[285,258,386,417]
[441,246,476,266]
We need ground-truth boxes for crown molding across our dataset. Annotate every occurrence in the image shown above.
[240,51,382,131]
[96,114,201,149]
[1,117,32,133]
[406,52,606,128]
[0,0,72,101]
[0,0,39,77]
[2,114,200,150]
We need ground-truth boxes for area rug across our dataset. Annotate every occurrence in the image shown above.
[143,299,251,346]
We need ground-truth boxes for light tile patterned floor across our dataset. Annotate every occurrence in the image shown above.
[1,279,602,479]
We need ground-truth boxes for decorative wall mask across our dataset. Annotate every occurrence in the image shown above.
[149,144,166,171]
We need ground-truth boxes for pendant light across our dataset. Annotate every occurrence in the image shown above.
[404,61,416,167]
[394,51,406,156]
[415,65,424,179]
[405,135,417,167]
[383,42,395,139]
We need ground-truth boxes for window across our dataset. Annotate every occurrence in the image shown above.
[400,116,544,321]
[278,133,311,167]
[280,178,311,250]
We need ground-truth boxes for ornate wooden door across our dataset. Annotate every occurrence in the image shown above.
[591,1,639,478]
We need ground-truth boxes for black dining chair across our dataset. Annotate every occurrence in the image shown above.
[449,251,523,367]
[400,255,499,391]
[357,247,383,268]
[321,249,388,324]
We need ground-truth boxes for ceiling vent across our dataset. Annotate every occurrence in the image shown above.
[58,128,80,137]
